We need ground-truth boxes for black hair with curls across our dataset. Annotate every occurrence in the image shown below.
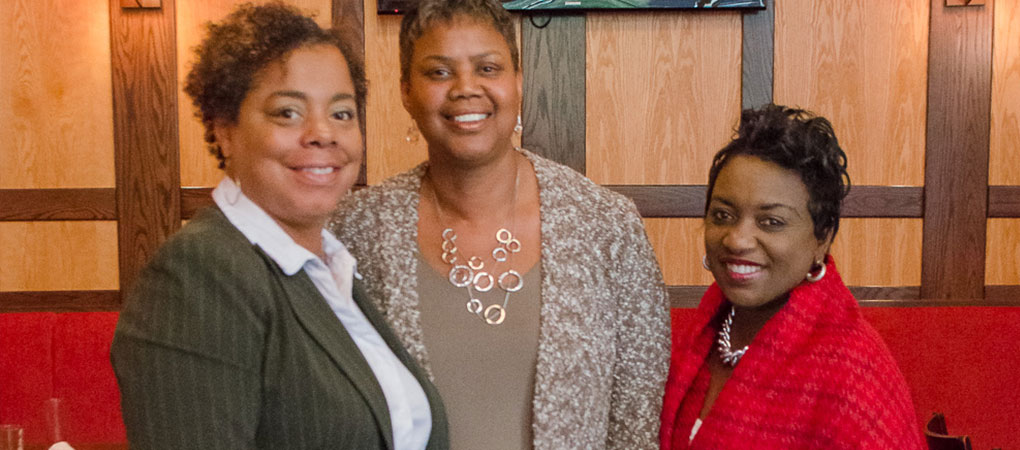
[398,0,519,84]
[183,2,367,169]
[705,104,851,241]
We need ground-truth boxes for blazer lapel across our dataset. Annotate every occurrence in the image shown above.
[352,278,449,450]
[279,267,395,450]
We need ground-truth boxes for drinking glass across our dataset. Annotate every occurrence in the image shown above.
[0,424,23,450]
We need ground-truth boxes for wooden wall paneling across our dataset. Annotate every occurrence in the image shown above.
[585,12,741,185]
[0,222,119,292]
[985,285,1020,303]
[609,185,706,218]
[643,218,714,286]
[989,186,1020,218]
[839,185,924,218]
[774,0,929,186]
[176,0,332,188]
[0,189,116,221]
[364,8,426,183]
[663,216,925,305]
[332,0,365,79]
[741,0,773,109]
[0,0,115,189]
[610,185,923,219]
[986,219,1020,286]
[990,0,1019,185]
[847,287,920,301]
[521,14,586,173]
[830,218,922,287]
[668,287,922,309]
[181,187,215,220]
[333,0,368,184]
[667,286,706,308]
[0,291,121,313]
[856,298,1020,307]
[176,0,243,188]
[111,2,181,293]
[922,0,992,300]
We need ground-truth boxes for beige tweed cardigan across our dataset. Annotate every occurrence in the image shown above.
[330,149,670,449]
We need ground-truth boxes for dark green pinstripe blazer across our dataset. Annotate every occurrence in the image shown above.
[111,206,448,450]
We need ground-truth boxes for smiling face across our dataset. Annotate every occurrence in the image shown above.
[215,44,362,238]
[401,15,522,167]
[704,155,831,309]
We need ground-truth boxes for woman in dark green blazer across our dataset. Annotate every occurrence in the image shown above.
[110,4,447,449]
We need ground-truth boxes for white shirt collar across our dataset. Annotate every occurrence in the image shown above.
[211,177,355,278]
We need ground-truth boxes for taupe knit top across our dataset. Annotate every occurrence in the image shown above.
[330,149,670,450]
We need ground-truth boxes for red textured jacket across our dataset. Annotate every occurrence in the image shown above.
[660,257,925,449]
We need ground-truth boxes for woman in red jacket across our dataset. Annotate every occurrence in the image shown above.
[660,104,924,449]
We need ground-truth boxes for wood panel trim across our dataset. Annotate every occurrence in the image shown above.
[667,286,709,308]
[181,187,214,220]
[859,297,1020,307]
[840,186,925,218]
[741,0,774,109]
[612,185,706,218]
[181,186,377,220]
[986,285,1020,303]
[0,189,116,221]
[332,0,368,185]
[0,290,121,313]
[921,0,993,299]
[668,285,1020,308]
[4,286,1010,313]
[668,285,920,308]
[0,183,938,222]
[608,185,923,218]
[111,2,181,293]
[989,186,1020,217]
[521,14,586,174]
[849,286,921,301]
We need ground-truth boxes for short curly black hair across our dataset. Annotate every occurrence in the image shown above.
[183,2,368,169]
[399,0,519,84]
[705,104,851,241]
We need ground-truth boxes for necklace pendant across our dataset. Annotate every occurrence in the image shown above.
[717,305,749,367]
[466,298,483,315]
[483,304,506,325]
[449,265,473,288]
[433,181,522,326]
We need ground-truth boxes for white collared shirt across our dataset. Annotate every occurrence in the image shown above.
[212,177,432,450]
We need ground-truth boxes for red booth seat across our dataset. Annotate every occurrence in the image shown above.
[0,312,125,446]
[1,306,1017,448]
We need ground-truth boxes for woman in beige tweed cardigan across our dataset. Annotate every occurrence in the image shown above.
[331,149,670,449]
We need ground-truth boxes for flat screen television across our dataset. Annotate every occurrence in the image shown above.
[378,0,764,14]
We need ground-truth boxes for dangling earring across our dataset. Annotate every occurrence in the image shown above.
[405,124,420,144]
[806,260,826,282]
[702,255,711,271]
[227,176,243,205]
[514,115,523,134]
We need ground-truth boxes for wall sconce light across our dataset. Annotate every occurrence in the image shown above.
[121,0,161,8]
[946,0,985,6]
